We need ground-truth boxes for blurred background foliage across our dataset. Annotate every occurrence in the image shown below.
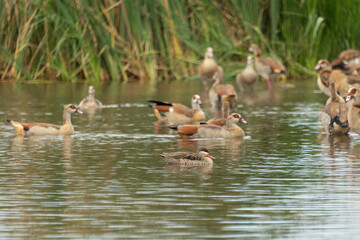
[0,0,359,82]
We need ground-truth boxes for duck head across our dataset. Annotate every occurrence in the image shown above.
[197,147,215,160]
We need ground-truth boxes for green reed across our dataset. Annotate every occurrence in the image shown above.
[0,0,359,82]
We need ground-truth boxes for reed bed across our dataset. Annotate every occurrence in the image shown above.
[0,0,359,82]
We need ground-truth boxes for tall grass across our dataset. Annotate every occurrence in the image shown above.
[0,0,359,81]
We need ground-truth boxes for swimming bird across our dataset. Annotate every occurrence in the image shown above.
[79,86,102,108]
[236,56,259,92]
[7,104,83,136]
[209,71,237,109]
[198,47,222,91]
[169,113,247,139]
[148,94,205,124]
[160,147,215,166]
[248,43,286,91]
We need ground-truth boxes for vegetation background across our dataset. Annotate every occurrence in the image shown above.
[0,0,358,82]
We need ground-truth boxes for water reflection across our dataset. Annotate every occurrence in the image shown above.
[81,106,102,122]
[318,132,352,158]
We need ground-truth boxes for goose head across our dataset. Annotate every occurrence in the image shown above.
[65,104,83,115]
[315,59,331,70]
[205,47,214,58]
[191,94,202,106]
[228,113,248,124]
[346,87,358,102]
[88,86,95,95]
[247,56,254,65]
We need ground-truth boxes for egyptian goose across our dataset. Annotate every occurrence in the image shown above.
[7,104,83,136]
[209,72,237,109]
[346,87,360,134]
[331,49,360,73]
[79,86,102,108]
[169,113,247,139]
[236,56,259,92]
[198,47,222,91]
[160,147,215,166]
[148,94,205,124]
[320,82,349,135]
[248,43,286,90]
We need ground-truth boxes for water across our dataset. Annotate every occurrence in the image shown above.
[1,80,360,239]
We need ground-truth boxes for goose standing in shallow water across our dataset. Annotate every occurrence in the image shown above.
[160,147,215,166]
[209,71,237,109]
[249,44,286,91]
[236,56,259,92]
[169,113,247,139]
[198,47,222,91]
[79,86,102,108]
[7,104,83,136]
[148,94,205,124]
[320,82,349,135]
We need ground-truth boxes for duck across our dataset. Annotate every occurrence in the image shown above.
[7,104,83,136]
[331,49,360,73]
[169,113,247,139]
[346,87,360,134]
[209,71,237,109]
[148,94,205,124]
[248,43,286,91]
[320,82,349,135]
[79,86,103,108]
[160,147,215,166]
[198,47,222,91]
[236,56,259,92]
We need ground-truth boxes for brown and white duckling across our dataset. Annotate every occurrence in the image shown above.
[320,82,349,135]
[236,56,259,92]
[209,71,237,109]
[315,59,360,99]
[198,47,222,91]
[331,49,360,73]
[7,104,83,136]
[249,43,286,91]
[160,147,215,166]
[169,113,247,139]
[315,59,333,96]
[79,86,103,108]
[148,94,205,124]
[345,87,360,134]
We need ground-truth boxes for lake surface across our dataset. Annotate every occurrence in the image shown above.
[1,79,360,239]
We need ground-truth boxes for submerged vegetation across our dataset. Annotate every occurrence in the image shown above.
[0,0,359,82]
